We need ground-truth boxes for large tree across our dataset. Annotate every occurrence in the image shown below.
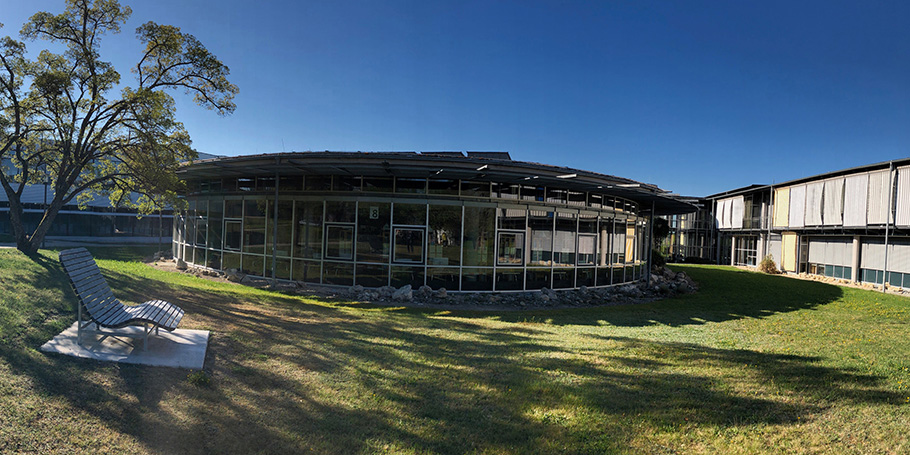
[0,0,237,253]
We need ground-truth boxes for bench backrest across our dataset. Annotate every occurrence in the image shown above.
[59,248,123,324]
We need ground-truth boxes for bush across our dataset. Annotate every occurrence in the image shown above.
[651,249,666,269]
[758,255,779,274]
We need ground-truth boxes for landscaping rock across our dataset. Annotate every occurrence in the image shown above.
[436,288,448,298]
[224,268,245,282]
[392,285,413,301]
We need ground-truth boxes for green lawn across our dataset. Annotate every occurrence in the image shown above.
[0,248,908,454]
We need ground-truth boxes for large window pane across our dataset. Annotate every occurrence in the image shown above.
[461,181,490,197]
[495,268,523,291]
[462,268,493,291]
[497,232,524,265]
[295,201,323,259]
[241,254,264,277]
[208,199,223,250]
[323,262,353,286]
[362,176,393,192]
[393,203,426,226]
[325,225,354,260]
[494,182,520,200]
[553,268,575,288]
[267,200,294,257]
[395,177,426,194]
[463,206,495,266]
[393,228,425,264]
[357,202,390,263]
[426,267,459,290]
[325,201,355,223]
[526,268,551,290]
[225,220,242,250]
[578,234,596,265]
[243,199,266,254]
[356,264,389,287]
[612,221,626,264]
[554,214,576,266]
[529,210,553,266]
[498,207,526,230]
[577,268,595,287]
[225,199,243,218]
[428,179,459,195]
[391,266,425,288]
[428,205,462,266]
[293,259,321,283]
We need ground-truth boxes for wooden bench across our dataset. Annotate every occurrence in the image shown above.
[59,248,184,351]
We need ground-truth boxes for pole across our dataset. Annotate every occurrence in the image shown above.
[271,160,280,284]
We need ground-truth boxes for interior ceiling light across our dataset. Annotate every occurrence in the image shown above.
[476,164,488,171]
[556,173,577,179]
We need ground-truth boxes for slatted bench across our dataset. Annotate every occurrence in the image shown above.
[59,248,184,351]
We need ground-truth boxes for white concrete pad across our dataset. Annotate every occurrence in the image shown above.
[40,322,209,369]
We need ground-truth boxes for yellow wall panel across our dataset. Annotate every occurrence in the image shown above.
[773,188,790,228]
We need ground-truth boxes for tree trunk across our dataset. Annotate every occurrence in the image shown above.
[5,188,67,255]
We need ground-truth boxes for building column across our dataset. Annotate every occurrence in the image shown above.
[731,235,737,266]
[852,236,861,282]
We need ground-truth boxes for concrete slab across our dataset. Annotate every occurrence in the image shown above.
[40,322,209,369]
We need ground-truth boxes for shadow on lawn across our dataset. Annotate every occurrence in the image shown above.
[2,261,897,454]
[437,265,846,328]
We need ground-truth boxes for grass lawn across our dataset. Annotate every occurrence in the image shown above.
[0,248,908,454]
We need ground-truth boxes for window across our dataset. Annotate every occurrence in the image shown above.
[428,205,462,266]
[393,228,425,264]
[578,234,596,265]
[357,202,390,263]
[294,201,323,259]
[497,232,525,265]
[325,225,354,260]
[224,220,242,250]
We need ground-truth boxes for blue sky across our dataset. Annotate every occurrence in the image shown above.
[4,0,910,196]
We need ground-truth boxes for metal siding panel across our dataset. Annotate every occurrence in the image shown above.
[723,198,733,229]
[731,196,744,229]
[860,239,885,270]
[895,167,910,226]
[867,171,890,225]
[789,185,806,228]
[808,239,824,263]
[843,174,868,227]
[773,188,790,228]
[768,234,782,264]
[822,179,844,226]
[888,242,910,273]
[805,182,824,226]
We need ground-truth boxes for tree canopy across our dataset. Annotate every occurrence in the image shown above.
[0,0,237,253]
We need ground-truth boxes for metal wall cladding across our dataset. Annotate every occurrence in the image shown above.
[861,239,886,270]
[714,200,724,229]
[822,178,844,226]
[843,174,869,227]
[896,167,910,227]
[773,188,790,228]
[805,182,824,226]
[888,241,910,273]
[867,171,891,225]
[731,196,744,229]
[809,238,852,266]
[767,234,782,264]
[788,184,807,228]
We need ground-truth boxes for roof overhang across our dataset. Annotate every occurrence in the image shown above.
[178,152,696,215]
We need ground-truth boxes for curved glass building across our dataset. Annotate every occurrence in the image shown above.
[174,152,692,291]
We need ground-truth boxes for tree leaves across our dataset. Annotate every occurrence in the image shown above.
[0,0,237,252]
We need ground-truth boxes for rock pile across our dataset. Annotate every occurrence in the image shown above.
[170,260,698,310]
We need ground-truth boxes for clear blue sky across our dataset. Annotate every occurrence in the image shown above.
[5,0,910,196]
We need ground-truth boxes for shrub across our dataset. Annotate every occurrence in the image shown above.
[758,255,779,274]
[651,249,667,269]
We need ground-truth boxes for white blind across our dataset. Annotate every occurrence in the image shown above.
[808,239,825,263]
[805,182,824,226]
[895,167,910,226]
[888,242,910,274]
[822,178,844,226]
[789,185,806,228]
[767,234,782,263]
[578,235,595,255]
[843,174,868,227]
[867,171,891,225]
[861,240,886,270]
[731,196,744,229]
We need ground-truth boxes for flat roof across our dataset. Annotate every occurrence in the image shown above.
[179,151,696,215]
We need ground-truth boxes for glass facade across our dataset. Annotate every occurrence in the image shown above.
[175,174,648,291]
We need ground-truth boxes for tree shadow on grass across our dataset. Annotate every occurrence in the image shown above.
[2,261,901,454]
[439,265,845,328]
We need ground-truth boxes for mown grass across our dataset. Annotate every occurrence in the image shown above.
[0,248,908,454]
